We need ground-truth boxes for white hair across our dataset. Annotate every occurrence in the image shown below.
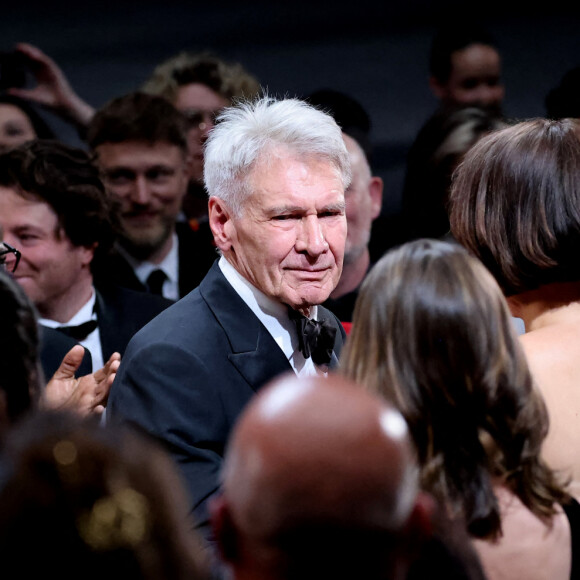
[203,95,351,215]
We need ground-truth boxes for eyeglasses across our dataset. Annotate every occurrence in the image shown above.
[0,242,21,273]
[180,108,222,131]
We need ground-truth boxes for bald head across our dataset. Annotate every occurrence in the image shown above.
[342,133,382,266]
[214,372,426,580]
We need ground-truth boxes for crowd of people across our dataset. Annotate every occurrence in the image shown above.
[0,20,579,580]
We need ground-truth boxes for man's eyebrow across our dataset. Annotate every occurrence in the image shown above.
[103,166,134,174]
[322,201,346,212]
[266,205,303,215]
[266,201,346,215]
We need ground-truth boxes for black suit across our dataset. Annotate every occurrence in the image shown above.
[39,326,93,381]
[107,260,345,542]
[41,285,172,377]
[94,284,174,362]
[92,221,217,299]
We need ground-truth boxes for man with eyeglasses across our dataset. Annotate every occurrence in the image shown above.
[140,51,261,226]
[88,92,217,300]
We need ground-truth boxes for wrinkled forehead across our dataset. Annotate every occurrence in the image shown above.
[250,144,345,183]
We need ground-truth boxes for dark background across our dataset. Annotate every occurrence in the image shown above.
[2,1,580,216]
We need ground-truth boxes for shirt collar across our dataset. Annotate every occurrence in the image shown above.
[117,232,179,285]
[218,257,319,362]
[39,287,97,328]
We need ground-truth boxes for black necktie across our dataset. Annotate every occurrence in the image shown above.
[288,308,337,366]
[146,269,167,295]
[55,319,98,342]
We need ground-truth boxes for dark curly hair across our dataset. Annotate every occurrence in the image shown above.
[0,139,117,261]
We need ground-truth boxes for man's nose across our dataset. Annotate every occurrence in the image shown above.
[473,85,502,107]
[295,216,329,256]
[131,176,152,205]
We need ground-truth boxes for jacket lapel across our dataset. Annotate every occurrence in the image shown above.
[317,305,346,370]
[199,262,292,392]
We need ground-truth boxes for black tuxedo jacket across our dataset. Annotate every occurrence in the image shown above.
[40,285,172,379]
[39,326,93,381]
[92,222,217,299]
[107,260,345,542]
[95,284,174,361]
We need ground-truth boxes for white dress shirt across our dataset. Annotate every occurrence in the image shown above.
[118,233,180,301]
[39,288,102,372]
[218,256,328,377]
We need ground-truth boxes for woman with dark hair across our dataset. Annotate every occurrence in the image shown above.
[400,104,507,243]
[448,117,580,500]
[0,93,55,151]
[341,239,576,580]
[0,267,42,433]
[0,410,211,579]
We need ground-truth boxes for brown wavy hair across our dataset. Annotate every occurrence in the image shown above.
[141,51,261,105]
[340,239,569,539]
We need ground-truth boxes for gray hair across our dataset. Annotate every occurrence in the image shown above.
[203,95,352,215]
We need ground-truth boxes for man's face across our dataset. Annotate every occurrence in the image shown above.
[434,43,504,109]
[211,151,347,312]
[343,134,382,264]
[174,83,229,183]
[95,140,188,260]
[0,187,93,314]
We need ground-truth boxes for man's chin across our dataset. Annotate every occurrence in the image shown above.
[119,229,171,261]
[283,285,335,311]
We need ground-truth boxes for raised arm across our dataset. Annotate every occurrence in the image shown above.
[10,42,95,130]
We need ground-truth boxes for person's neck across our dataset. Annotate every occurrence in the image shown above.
[37,273,94,323]
[329,248,370,300]
[508,281,580,332]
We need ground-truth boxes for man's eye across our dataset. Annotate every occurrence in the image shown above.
[148,171,170,181]
[272,215,294,221]
[106,174,131,185]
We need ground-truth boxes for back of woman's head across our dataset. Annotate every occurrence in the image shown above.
[0,411,210,580]
[0,269,41,429]
[341,239,568,538]
[449,117,580,296]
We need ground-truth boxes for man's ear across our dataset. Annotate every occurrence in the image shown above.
[399,491,435,558]
[369,176,383,220]
[429,75,446,100]
[210,494,239,564]
[82,242,98,267]
[208,197,233,253]
[505,294,523,319]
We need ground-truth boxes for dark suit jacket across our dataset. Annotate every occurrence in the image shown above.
[39,326,93,381]
[40,285,172,380]
[95,284,174,361]
[107,260,345,542]
[92,222,217,299]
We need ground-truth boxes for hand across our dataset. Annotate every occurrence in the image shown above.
[9,42,95,127]
[43,346,121,416]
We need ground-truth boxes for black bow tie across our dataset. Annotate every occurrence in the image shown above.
[288,308,337,366]
[55,319,98,342]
